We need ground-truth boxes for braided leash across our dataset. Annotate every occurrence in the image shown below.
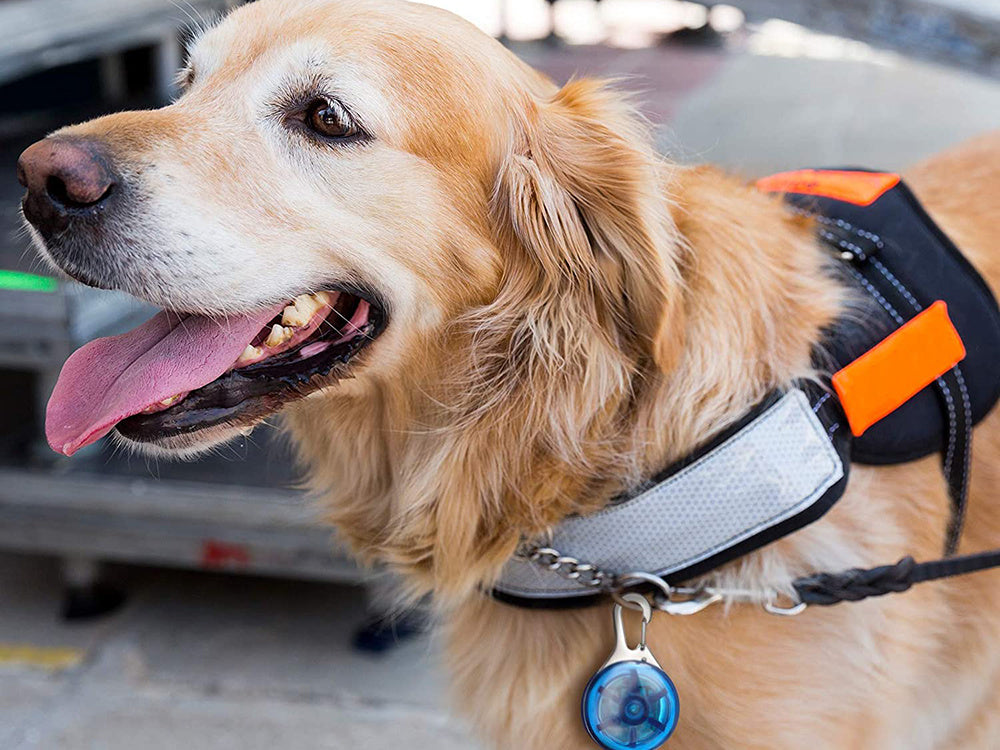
[794,549,1000,606]
[792,557,916,605]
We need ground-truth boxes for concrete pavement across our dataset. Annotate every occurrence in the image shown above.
[667,43,1000,175]
[518,18,1000,175]
[0,552,477,749]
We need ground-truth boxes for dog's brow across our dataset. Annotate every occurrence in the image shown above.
[256,44,395,137]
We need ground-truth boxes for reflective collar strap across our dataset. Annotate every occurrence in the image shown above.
[493,387,850,608]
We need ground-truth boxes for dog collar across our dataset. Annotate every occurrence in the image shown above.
[494,387,849,605]
[494,169,1000,610]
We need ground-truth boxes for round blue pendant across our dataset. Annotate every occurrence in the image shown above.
[582,660,679,750]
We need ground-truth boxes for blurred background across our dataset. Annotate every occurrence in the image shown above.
[0,0,997,747]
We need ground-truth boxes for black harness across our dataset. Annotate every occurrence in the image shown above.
[495,170,1000,610]
[794,172,1000,551]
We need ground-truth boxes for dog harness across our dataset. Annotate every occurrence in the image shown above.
[495,169,1000,610]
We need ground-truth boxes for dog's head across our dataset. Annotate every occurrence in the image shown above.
[21,0,683,472]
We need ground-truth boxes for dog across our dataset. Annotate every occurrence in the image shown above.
[17,0,1000,747]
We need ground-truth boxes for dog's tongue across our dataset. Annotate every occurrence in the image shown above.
[46,305,284,456]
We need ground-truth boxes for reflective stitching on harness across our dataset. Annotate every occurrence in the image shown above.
[953,365,973,500]
[871,258,924,313]
[846,267,906,325]
[812,392,832,412]
[936,375,958,480]
[819,229,869,260]
[851,226,885,249]
[790,207,886,249]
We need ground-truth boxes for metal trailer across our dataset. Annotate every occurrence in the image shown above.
[0,0,367,597]
[0,0,238,101]
[0,439,368,587]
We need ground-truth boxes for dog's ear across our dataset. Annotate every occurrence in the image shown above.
[492,78,684,370]
[384,81,688,600]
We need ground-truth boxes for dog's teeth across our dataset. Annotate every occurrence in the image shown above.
[265,323,290,348]
[298,294,321,315]
[282,293,329,328]
[237,344,262,364]
[281,304,303,327]
[159,394,181,407]
[282,302,310,327]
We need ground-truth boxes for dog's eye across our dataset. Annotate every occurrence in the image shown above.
[304,99,358,139]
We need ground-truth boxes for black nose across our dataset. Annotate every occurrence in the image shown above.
[17,137,117,238]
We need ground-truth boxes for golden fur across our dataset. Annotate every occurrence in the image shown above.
[39,1,1000,746]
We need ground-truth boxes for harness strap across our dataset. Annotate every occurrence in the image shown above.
[793,549,1000,606]
[939,367,972,553]
[814,222,974,555]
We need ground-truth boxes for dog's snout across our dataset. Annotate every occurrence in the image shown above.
[18,138,117,236]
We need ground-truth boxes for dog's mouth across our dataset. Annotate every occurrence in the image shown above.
[45,288,386,456]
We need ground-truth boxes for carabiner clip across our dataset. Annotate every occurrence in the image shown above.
[763,591,807,616]
[655,587,723,616]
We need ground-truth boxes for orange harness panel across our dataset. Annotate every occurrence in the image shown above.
[756,169,900,207]
[832,301,966,436]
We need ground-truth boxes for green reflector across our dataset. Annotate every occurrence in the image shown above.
[0,270,58,293]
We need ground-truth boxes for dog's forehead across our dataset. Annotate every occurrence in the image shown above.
[188,0,525,141]
[186,0,538,168]
[192,0,507,89]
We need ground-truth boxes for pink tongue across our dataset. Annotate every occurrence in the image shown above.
[46,305,284,456]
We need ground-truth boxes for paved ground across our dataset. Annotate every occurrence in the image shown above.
[2,12,999,750]
[0,551,473,750]
[521,23,1000,176]
[666,46,1000,175]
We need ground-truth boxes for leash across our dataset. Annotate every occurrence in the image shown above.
[515,542,1000,615]
[793,548,1000,606]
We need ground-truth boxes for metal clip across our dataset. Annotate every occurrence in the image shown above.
[609,592,657,665]
[613,571,674,609]
[763,591,808,617]
[655,586,723,616]
[614,572,724,616]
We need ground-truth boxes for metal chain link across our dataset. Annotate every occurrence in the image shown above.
[514,541,612,590]
[513,539,807,616]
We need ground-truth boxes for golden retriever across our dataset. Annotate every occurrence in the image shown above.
[17,0,1000,747]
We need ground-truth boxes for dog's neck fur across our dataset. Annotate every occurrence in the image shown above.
[286,165,846,605]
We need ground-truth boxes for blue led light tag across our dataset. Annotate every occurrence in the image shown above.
[581,594,679,749]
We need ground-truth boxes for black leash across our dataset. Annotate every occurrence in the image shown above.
[792,548,1000,606]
